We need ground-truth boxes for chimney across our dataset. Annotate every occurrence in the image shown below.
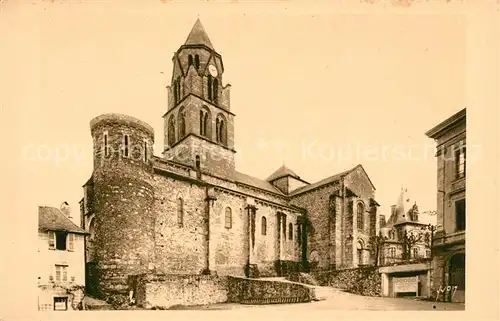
[390,205,396,216]
[379,214,386,228]
[60,201,72,219]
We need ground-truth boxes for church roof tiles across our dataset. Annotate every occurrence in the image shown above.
[38,206,88,235]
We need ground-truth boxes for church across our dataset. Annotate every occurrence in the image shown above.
[80,19,380,299]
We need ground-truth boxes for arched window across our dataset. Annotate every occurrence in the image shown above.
[297,224,302,246]
[143,140,148,162]
[195,155,201,170]
[207,75,213,101]
[188,55,193,66]
[168,115,176,146]
[88,218,96,241]
[288,223,293,240]
[426,249,431,258]
[215,114,227,145]
[194,55,200,69]
[177,197,184,228]
[357,202,365,231]
[261,216,267,235]
[357,240,364,265]
[178,107,186,139]
[225,207,232,229]
[389,247,396,258]
[199,107,211,138]
[389,229,395,240]
[123,134,129,158]
[174,77,181,104]
[413,247,419,259]
[213,78,218,103]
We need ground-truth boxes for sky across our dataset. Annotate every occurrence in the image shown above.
[3,1,466,225]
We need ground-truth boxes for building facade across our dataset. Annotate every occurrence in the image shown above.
[80,19,380,301]
[38,203,88,311]
[378,189,434,299]
[425,108,466,303]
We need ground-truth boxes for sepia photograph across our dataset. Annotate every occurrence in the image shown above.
[1,0,498,319]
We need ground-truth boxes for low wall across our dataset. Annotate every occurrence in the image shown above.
[228,276,316,304]
[313,266,381,297]
[286,272,319,286]
[130,274,228,309]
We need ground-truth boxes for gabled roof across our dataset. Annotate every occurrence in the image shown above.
[184,18,214,50]
[266,165,301,182]
[38,206,88,235]
[289,167,353,196]
[233,171,286,196]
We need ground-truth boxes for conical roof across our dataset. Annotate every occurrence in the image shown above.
[386,188,419,226]
[267,165,300,182]
[184,18,214,50]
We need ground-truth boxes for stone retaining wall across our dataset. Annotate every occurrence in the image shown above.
[130,274,228,309]
[313,266,381,296]
[228,276,316,304]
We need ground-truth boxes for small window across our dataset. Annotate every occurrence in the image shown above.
[455,199,466,231]
[288,223,293,240]
[67,233,74,251]
[188,54,193,66]
[413,247,419,258]
[455,143,466,179]
[55,265,68,282]
[282,215,287,239]
[207,75,213,101]
[261,216,267,235]
[55,231,67,251]
[53,297,68,311]
[213,78,219,103]
[357,202,364,231]
[426,249,431,258]
[297,224,302,246]
[177,198,184,228]
[103,132,109,157]
[389,247,396,258]
[195,155,201,169]
[123,135,129,158]
[194,55,200,69]
[144,141,148,162]
[225,207,232,229]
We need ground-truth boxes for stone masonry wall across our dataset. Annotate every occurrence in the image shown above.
[291,182,342,270]
[90,115,156,301]
[313,266,381,297]
[152,174,207,274]
[227,276,316,304]
[132,274,228,309]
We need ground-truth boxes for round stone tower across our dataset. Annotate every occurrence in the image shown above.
[89,113,155,302]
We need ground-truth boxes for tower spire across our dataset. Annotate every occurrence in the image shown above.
[184,18,214,50]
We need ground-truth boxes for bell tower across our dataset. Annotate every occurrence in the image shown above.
[163,19,235,178]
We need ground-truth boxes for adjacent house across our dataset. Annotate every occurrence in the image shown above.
[425,108,466,303]
[37,203,88,311]
[377,189,435,299]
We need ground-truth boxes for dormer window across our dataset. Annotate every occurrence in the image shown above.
[48,231,69,251]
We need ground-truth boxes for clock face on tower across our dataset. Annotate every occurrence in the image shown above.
[208,64,218,77]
